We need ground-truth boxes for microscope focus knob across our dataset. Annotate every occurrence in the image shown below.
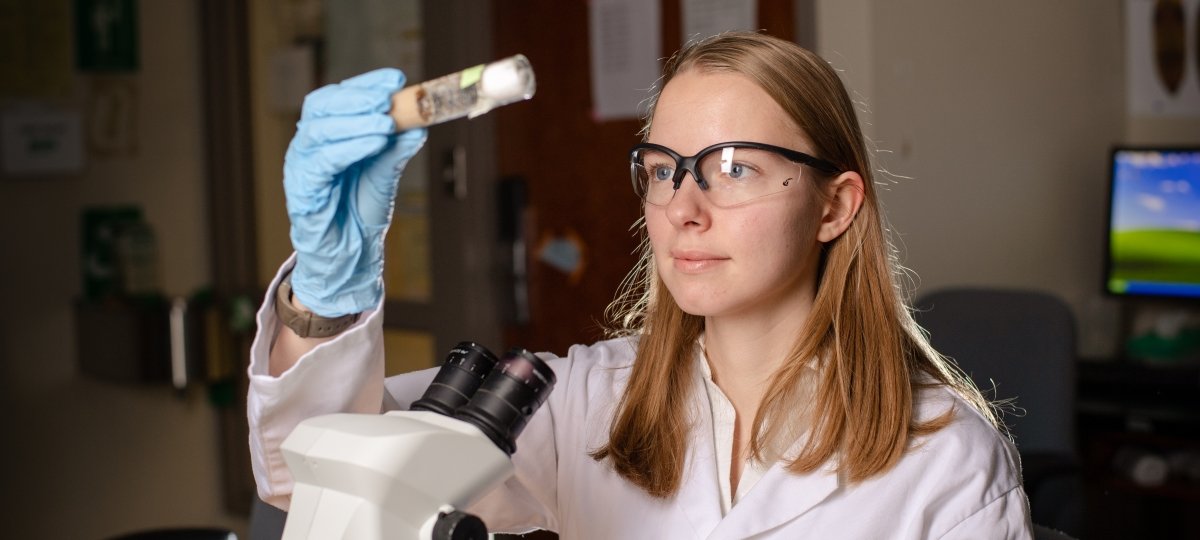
[432,510,488,540]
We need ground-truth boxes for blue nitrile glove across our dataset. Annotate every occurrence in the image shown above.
[283,68,427,317]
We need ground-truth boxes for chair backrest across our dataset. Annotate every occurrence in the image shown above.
[913,288,1077,454]
[250,498,287,540]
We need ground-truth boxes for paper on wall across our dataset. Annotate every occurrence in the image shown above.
[1,107,84,176]
[682,0,756,45]
[589,0,661,121]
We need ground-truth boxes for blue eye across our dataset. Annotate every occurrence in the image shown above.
[654,166,674,181]
[727,164,746,179]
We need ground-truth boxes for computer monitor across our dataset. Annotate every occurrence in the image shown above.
[1104,147,1200,300]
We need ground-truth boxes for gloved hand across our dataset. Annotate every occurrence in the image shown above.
[283,68,427,317]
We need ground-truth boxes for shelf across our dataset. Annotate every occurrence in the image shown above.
[1076,361,1200,436]
[1095,476,1200,502]
[1075,361,1200,538]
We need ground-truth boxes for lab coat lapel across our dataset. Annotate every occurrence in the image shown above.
[669,366,724,538]
[708,454,840,539]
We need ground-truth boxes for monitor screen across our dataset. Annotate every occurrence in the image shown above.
[1105,147,1200,299]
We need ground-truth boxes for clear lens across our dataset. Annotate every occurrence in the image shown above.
[632,145,804,207]
[631,147,678,206]
[697,147,802,207]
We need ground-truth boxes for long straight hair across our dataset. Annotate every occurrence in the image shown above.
[590,32,996,498]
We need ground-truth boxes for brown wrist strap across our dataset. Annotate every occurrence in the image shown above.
[275,275,360,338]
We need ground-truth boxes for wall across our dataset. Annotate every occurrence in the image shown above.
[816,0,1200,358]
[0,1,246,537]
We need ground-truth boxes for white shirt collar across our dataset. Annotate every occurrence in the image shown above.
[695,338,770,515]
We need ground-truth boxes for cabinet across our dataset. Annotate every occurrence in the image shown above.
[1076,361,1200,539]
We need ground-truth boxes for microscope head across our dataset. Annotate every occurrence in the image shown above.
[282,411,513,539]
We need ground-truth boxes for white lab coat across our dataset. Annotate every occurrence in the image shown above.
[249,261,1033,539]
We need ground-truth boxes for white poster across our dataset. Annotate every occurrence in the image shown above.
[1127,0,1200,117]
[682,0,757,45]
[589,0,662,121]
[1,107,84,176]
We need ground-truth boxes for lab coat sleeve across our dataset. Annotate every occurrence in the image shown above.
[247,255,397,510]
[248,256,562,532]
[937,486,1033,540]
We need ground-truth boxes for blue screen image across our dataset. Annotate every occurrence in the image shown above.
[1108,149,1200,299]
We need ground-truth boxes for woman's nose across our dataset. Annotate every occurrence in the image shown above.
[664,173,711,229]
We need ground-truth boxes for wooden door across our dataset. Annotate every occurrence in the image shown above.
[493,1,796,355]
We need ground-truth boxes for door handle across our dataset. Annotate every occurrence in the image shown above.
[169,296,189,391]
[500,177,530,324]
[442,145,468,199]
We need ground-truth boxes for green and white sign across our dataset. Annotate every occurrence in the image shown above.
[75,0,138,72]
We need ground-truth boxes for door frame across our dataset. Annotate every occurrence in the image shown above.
[383,0,504,360]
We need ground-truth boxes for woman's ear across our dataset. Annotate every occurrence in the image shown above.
[817,171,865,243]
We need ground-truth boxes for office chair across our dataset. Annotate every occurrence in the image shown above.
[249,498,286,540]
[913,287,1082,536]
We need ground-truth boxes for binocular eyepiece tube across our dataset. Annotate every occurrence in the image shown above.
[411,341,556,455]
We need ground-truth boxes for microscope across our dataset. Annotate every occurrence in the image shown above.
[280,342,556,540]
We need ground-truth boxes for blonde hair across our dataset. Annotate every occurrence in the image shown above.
[590,32,996,498]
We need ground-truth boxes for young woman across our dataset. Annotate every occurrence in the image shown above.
[250,32,1032,538]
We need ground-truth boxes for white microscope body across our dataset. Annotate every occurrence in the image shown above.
[278,343,556,540]
[281,411,511,539]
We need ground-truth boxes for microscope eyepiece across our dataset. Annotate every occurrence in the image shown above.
[454,348,556,455]
[411,343,556,455]
[410,342,500,417]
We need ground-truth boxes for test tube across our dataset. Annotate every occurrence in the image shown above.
[390,54,536,130]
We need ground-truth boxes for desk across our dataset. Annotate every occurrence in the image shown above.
[1076,361,1200,539]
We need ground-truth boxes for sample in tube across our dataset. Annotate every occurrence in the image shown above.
[390,54,536,130]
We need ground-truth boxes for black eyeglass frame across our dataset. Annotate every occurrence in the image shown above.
[630,141,843,199]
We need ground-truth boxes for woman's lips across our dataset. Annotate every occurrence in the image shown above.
[671,250,729,273]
